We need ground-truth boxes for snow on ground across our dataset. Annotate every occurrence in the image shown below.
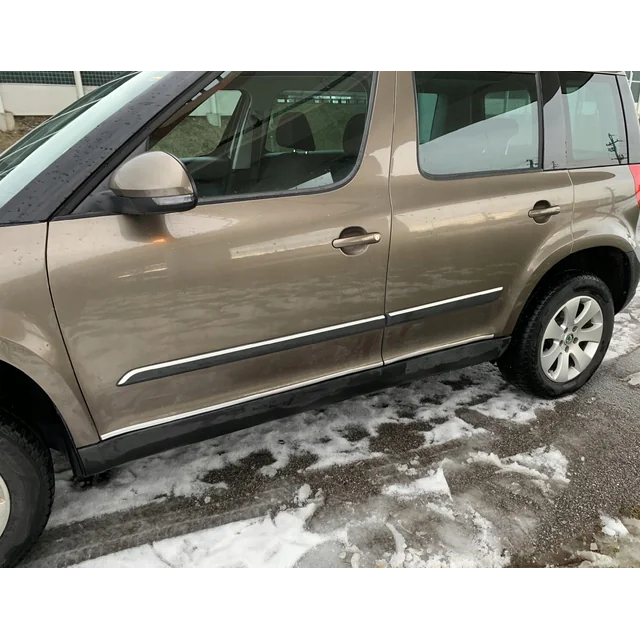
[605,292,640,360]
[50,362,555,528]
[600,515,629,538]
[383,467,452,499]
[50,293,640,567]
[77,468,512,568]
[403,508,510,568]
[570,517,640,568]
[77,490,334,568]
[379,468,510,568]
[467,446,569,490]
[69,438,565,568]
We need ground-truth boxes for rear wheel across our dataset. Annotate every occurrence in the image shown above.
[0,414,54,567]
[499,273,614,398]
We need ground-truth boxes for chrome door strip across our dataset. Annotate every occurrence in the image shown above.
[106,333,496,440]
[111,289,503,435]
[387,287,503,320]
[117,315,386,386]
[117,288,503,387]
[104,361,381,440]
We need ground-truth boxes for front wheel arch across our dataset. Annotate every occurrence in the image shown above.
[0,360,85,477]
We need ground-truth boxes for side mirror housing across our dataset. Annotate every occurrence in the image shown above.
[109,151,197,215]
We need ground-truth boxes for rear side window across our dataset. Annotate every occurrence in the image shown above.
[559,72,627,167]
[149,72,373,200]
[414,71,540,177]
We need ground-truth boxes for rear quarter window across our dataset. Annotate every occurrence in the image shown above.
[559,72,628,167]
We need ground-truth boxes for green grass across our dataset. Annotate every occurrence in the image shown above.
[266,104,365,152]
[153,116,231,158]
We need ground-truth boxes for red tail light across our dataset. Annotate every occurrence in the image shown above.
[631,165,640,207]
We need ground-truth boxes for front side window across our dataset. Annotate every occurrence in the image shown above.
[153,91,243,158]
[265,88,368,152]
[149,72,373,200]
[559,72,627,167]
[414,71,540,176]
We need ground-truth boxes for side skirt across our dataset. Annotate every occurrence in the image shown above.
[77,337,510,476]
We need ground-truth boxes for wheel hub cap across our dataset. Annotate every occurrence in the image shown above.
[540,295,604,383]
[0,474,10,538]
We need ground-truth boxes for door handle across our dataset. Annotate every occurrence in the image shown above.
[528,205,561,222]
[332,232,381,249]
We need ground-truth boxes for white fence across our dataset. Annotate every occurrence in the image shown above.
[1,71,639,129]
[0,82,99,117]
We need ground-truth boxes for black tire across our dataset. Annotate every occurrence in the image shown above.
[498,273,615,398]
[0,413,54,567]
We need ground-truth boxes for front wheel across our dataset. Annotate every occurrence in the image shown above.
[0,414,54,567]
[499,273,614,398]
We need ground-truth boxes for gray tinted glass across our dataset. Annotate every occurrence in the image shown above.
[560,72,627,167]
[414,71,539,176]
[150,72,373,200]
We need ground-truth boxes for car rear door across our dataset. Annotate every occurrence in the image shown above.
[383,71,575,364]
[46,71,394,440]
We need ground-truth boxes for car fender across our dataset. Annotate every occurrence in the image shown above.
[0,224,98,447]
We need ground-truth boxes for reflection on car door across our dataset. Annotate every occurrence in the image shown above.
[46,72,395,439]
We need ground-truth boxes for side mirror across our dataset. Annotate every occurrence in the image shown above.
[109,151,197,215]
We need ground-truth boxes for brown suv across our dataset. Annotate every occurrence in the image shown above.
[0,71,639,566]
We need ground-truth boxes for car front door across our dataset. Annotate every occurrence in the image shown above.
[46,71,394,440]
[383,71,575,364]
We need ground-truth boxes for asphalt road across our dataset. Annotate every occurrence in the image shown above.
[24,302,640,568]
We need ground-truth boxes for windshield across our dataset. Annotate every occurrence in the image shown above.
[0,71,169,209]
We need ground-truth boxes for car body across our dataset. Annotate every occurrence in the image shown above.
[0,71,639,565]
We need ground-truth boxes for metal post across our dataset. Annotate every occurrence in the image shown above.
[0,90,14,132]
[73,71,84,99]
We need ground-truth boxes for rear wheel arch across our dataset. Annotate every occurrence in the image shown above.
[499,272,614,398]
[505,244,635,336]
